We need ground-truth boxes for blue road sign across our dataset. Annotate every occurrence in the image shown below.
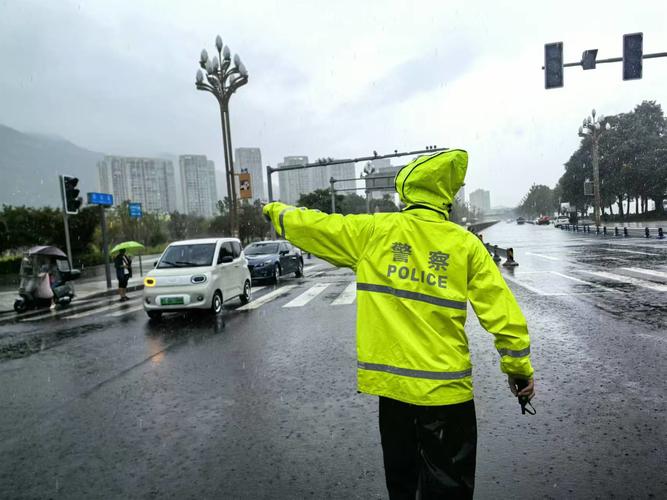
[128,202,142,218]
[87,192,114,206]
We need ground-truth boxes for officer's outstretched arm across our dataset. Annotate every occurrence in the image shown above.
[467,238,534,379]
[263,202,375,269]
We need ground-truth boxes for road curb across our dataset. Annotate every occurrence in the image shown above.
[0,284,144,315]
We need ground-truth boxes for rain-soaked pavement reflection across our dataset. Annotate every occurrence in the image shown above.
[0,223,665,498]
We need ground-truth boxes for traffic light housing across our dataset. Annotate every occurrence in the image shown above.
[623,32,643,80]
[544,42,564,89]
[62,175,82,214]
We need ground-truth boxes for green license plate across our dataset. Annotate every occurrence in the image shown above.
[161,297,184,306]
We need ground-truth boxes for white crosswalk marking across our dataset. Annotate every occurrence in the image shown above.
[107,305,144,317]
[238,285,298,311]
[621,267,667,280]
[601,248,660,256]
[332,282,356,305]
[548,271,622,294]
[526,252,559,261]
[581,270,667,292]
[66,301,130,319]
[20,296,117,322]
[283,284,330,308]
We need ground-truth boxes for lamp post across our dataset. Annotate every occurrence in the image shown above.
[578,109,611,227]
[195,35,248,235]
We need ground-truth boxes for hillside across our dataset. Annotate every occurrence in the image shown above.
[0,124,104,208]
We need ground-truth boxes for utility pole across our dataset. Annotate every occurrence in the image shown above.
[579,109,610,227]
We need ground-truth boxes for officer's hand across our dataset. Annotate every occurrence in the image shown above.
[508,376,534,400]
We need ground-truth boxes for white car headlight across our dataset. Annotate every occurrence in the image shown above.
[191,274,208,284]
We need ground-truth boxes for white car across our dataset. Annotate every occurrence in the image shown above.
[553,216,570,227]
[143,238,251,320]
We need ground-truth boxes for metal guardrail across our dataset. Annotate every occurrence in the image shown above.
[559,224,665,239]
[477,240,519,267]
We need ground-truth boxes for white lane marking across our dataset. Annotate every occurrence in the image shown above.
[66,302,129,319]
[621,267,667,280]
[304,264,323,272]
[526,252,560,261]
[107,305,144,317]
[332,282,356,305]
[251,286,266,294]
[283,283,330,308]
[601,248,660,256]
[501,274,560,296]
[548,271,622,294]
[581,270,667,292]
[237,285,298,311]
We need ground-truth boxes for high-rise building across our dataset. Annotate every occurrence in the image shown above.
[366,163,400,200]
[278,156,309,205]
[97,156,177,213]
[455,186,466,206]
[179,155,218,217]
[328,161,356,192]
[235,147,265,202]
[469,188,491,213]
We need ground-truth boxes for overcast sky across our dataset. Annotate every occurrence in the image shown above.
[1,0,667,206]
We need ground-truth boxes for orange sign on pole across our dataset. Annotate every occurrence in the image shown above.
[239,172,252,199]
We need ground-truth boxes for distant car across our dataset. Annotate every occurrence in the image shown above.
[245,240,303,283]
[142,238,251,320]
[553,216,570,228]
[537,216,551,225]
[516,217,526,225]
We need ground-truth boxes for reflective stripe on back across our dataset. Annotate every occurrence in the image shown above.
[278,207,297,237]
[358,361,472,380]
[497,346,531,358]
[357,282,466,310]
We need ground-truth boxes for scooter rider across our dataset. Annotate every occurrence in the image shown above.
[263,149,535,498]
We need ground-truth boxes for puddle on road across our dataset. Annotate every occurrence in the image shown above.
[0,323,105,361]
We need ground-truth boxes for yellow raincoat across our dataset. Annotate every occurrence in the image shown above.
[263,149,533,405]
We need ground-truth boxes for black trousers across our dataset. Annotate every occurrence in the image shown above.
[379,396,477,500]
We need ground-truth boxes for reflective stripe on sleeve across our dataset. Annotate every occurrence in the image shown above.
[358,361,472,381]
[278,207,297,237]
[497,346,531,358]
[356,283,467,310]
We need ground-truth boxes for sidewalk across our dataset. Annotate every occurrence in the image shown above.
[0,276,145,314]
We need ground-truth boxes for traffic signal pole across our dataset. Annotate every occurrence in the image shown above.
[100,206,112,289]
[265,147,448,203]
[59,175,74,268]
[544,33,667,89]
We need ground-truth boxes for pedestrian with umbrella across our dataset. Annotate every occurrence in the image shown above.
[111,241,144,301]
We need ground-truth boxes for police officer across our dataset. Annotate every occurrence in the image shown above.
[263,149,534,499]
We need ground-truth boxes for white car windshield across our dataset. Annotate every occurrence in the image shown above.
[245,243,279,255]
[158,244,216,268]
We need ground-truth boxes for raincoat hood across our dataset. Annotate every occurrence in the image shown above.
[395,149,468,215]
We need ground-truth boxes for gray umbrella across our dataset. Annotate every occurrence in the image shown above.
[27,246,68,258]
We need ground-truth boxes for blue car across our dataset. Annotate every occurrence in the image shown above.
[245,240,304,282]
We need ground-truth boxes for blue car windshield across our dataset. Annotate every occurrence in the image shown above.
[245,243,279,255]
[158,244,216,268]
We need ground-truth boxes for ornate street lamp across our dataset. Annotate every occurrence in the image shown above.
[578,109,611,227]
[195,35,249,235]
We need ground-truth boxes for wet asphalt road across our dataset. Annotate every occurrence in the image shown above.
[0,223,666,499]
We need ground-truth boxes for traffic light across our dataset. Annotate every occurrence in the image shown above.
[544,42,563,89]
[62,175,82,214]
[581,49,598,70]
[623,33,643,80]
